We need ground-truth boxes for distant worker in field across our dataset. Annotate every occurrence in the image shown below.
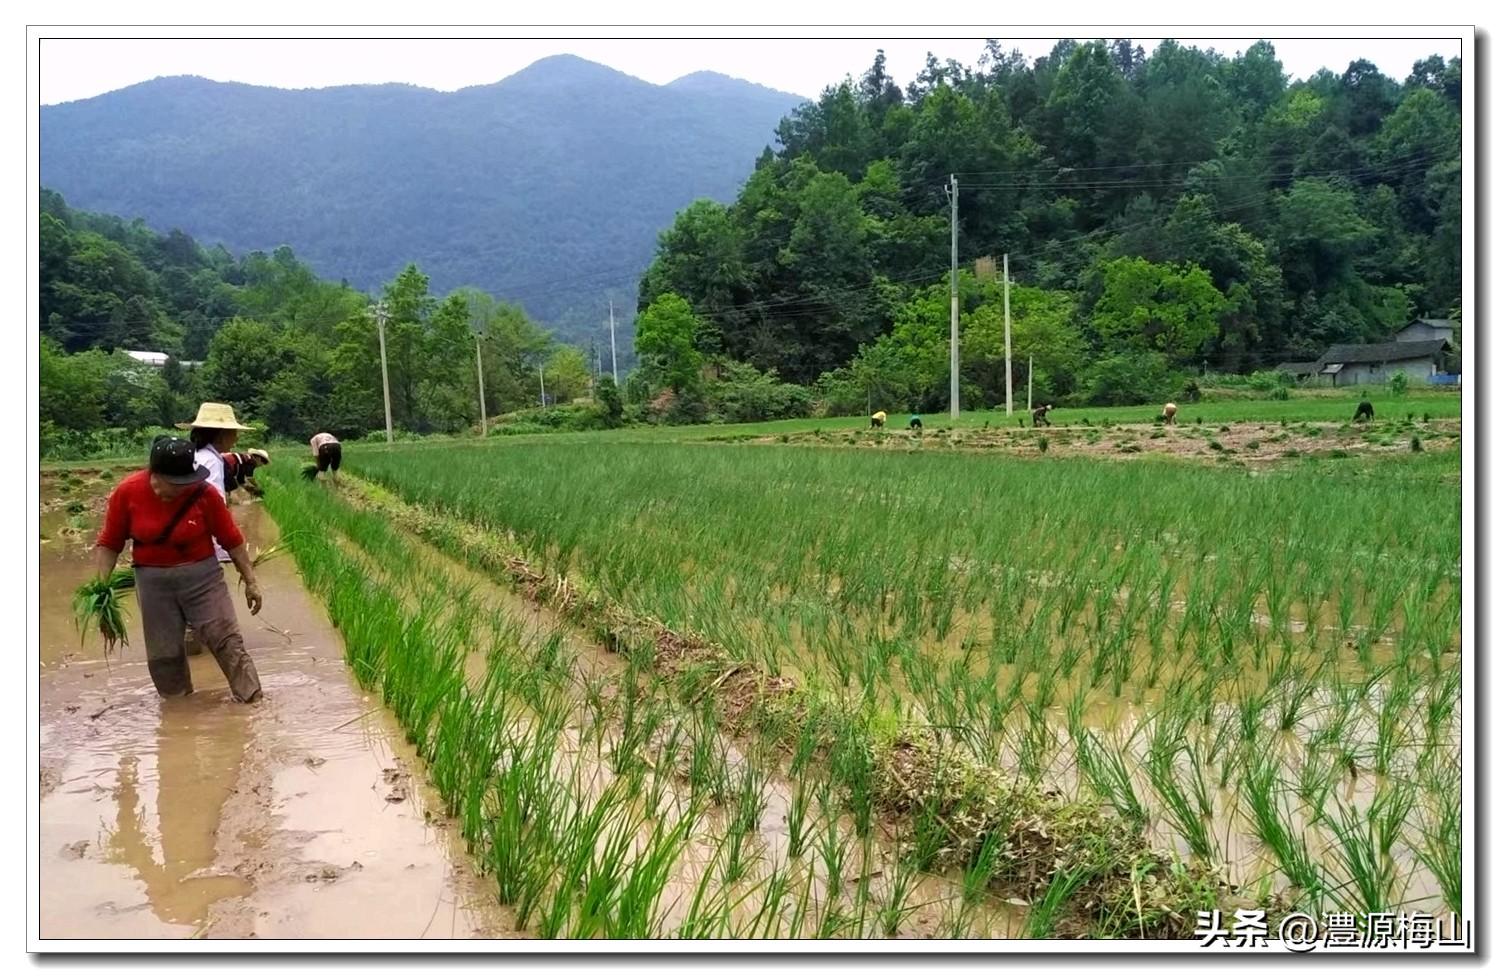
[1162,402,1178,425]
[1354,400,1375,423]
[308,431,342,481]
[870,410,886,429]
[909,414,922,431]
[1032,404,1053,427]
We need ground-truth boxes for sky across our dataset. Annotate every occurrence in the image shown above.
[39,36,1463,106]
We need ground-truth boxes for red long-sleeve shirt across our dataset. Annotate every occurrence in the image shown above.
[96,470,245,567]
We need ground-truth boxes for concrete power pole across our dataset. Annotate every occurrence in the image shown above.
[373,301,394,444]
[475,335,488,437]
[539,364,546,408]
[1004,252,1013,416]
[467,294,487,438]
[609,299,619,385]
[949,174,959,419]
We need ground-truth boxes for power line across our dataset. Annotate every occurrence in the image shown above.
[705,151,1450,323]
[956,147,1448,191]
[948,142,1452,178]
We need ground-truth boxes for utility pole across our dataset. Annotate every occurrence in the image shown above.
[1028,355,1034,415]
[475,335,488,437]
[609,299,619,385]
[948,174,959,419]
[467,293,487,438]
[539,363,546,408]
[373,301,394,444]
[1004,252,1013,416]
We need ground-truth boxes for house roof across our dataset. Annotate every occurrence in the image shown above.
[124,350,170,365]
[1406,318,1456,329]
[1276,361,1321,374]
[1320,340,1451,365]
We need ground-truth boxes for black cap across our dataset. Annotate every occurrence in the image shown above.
[149,435,210,485]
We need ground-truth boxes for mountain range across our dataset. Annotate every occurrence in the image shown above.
[40,54,808,347]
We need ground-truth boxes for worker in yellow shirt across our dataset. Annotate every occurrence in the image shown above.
[870,410,887,429]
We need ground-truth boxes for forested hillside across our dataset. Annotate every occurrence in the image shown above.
[636,41,1461,412]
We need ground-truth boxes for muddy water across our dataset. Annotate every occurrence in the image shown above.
[39,492,517,940]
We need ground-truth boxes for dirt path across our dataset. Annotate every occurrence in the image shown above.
[38,481,517,939]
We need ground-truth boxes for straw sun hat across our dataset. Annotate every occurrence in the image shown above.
[176,402,257,431]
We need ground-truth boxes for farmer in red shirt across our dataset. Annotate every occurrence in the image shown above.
[94,436,264,702]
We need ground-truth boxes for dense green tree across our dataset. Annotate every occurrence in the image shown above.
[545,347,593,404]
[1090,257,1227,363]
[634,293,705,393]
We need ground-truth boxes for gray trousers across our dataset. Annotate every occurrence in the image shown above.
[134,556,262,702]
[183,561,230,656]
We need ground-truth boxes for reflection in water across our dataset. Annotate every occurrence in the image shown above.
[104,692,253,925]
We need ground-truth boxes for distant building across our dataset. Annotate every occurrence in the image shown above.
[1392,317,1456,345]
[122,350,201,369]
[1316,340,1452,387]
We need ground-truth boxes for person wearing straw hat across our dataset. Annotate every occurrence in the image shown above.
[178,402,264,518]
[94,435,264,702]
[177,403,271,654]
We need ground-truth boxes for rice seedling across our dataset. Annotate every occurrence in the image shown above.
[1242,752,1325,911]
[1145,733,1215,864]
[1023,863,1094,938]
[1320,782,1414,917]
[250,411,1461,939]
[606,807,698,938]
[72,568,136,653]
[815,804,850,905]
[1414,776,1461,915]
[1075,728,1147,828]
[962,828,1007,908]
[877,854,922,936]
[785,777,813,860]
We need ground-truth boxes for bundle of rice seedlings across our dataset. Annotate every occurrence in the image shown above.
[250,533,300,568]
[72,569,135,653]
[301,463,320,481]
[252,543,289,567]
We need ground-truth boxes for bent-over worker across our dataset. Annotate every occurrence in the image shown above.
[310,432,342,478]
